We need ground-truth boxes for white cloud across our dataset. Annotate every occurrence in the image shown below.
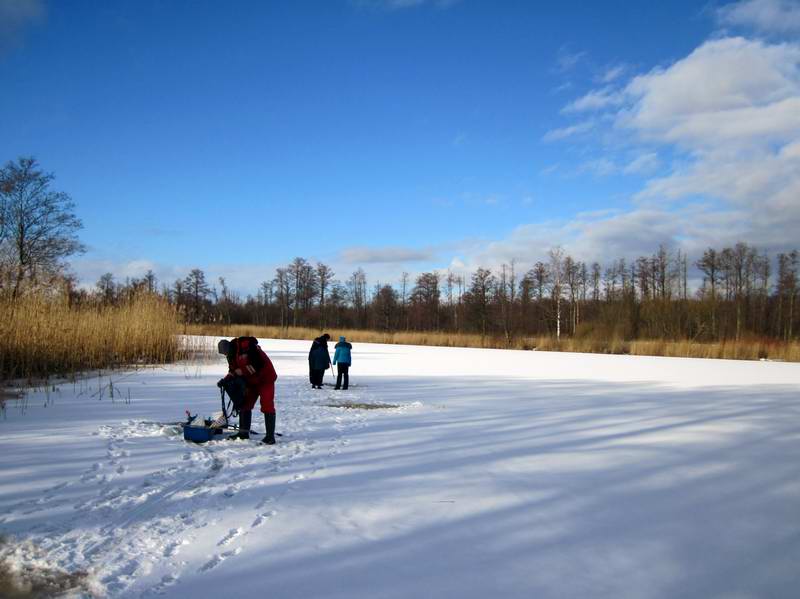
[563,86,624,113]
[484,34,800,275]
[340,246,436,264]
[542,36,800,254]
[717,0,800,34]
[555,46,586,72]
[72,259,184,291]
[579,158,617,177]
[538,164,560,178]
[71,32,800,293]
[620,37,800,149]
[623,152,661,174]
[574,153,661,178]
[598,64,628,84]
[446,211,678,275]
[441,202,761,280]
[94,37,798,290]
[612,36,800,248]
[551,81,574,94]
[542,120,593,142]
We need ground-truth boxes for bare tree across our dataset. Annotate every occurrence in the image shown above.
[564,256,581,334]
[531,262,548,302]
[372,284,399,331]
[400,271,410,330]
[777,251,798,340]
[467,267,495,336]
[548,247,565,340]
[288,257,316,327]
[0,157,85,297]
[493,261,518,344]
[590,262,601,302]
[410,272,441,330]
[317,262,334,328]
[273,268,291,328]
[348,268,368,328]
[143,270,157,294]
[445,270,457,331]
[96,272,116,304]
[184,269,211,323]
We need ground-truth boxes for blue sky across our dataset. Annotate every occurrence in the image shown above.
[2,0,799,294]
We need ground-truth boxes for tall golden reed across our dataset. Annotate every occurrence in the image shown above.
[188,323,800,362]
[0,294,180,382]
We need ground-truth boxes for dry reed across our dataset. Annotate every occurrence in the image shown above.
[0,294,180,383]
[187,323,800,362]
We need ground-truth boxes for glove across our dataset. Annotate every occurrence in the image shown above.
[217,378,226,388]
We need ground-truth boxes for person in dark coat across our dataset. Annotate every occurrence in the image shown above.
[308,333,331,389]
[333,336,352,390]
[217,337,278,444]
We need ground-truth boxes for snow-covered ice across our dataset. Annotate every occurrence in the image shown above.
[1,339,799,598]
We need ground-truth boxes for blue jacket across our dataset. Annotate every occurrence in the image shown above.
[333,340,352,366]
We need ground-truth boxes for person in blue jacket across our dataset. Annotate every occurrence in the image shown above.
[333,336,352,390]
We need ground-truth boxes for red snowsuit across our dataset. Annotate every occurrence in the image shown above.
[224,337,277,414]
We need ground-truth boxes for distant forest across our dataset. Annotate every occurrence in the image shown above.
[84,243,798,343]
[3,157,797,345]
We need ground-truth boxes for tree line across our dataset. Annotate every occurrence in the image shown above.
[85,244,798,344]
[2,157,797,343]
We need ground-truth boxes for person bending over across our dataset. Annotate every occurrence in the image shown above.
[217,336,277,444]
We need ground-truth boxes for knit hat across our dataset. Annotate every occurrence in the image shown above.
[217,339,231,355]
[339,336,346,342]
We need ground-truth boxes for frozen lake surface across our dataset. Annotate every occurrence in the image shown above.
[1,338,799,598]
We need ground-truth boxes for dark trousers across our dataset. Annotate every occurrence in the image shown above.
[335,364,349,389]
[310,369,325,387]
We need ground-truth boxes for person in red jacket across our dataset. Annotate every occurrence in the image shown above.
[217,336,277,444]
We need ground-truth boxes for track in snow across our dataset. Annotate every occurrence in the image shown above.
[0,373,383,598]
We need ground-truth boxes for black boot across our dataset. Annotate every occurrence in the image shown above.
[262,412,276,445]
[228,410,251,440]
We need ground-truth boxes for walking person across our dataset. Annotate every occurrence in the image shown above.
[217,336,278,444]
[333,336,352,390]
[308,333,331,389]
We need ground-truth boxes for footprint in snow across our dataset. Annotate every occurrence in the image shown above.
[143,573,179,596]
[217,528,243,547]
[252,510,277,529]
[199,547,241,573]
[163,540,187,558]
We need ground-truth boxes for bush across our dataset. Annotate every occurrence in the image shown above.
[0,293,180,383]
